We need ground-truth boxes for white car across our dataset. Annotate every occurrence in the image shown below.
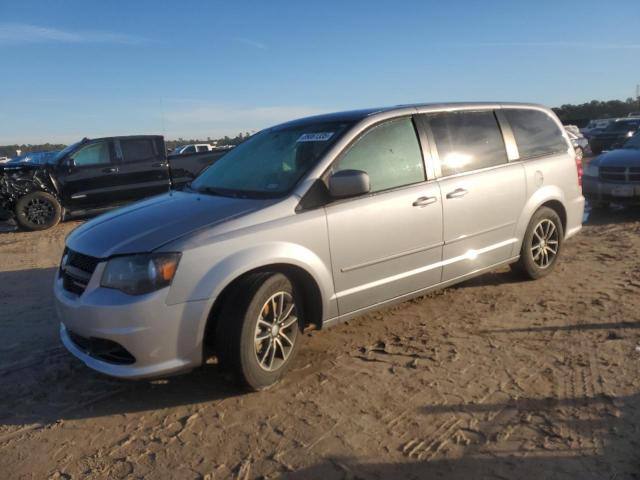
[0,157,11,164]
[172,144,217,155]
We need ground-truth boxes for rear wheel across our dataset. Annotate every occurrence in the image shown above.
[512,207,564,280]
[216,273,303,390]
[15,191,62,231]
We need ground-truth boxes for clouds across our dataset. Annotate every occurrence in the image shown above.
[444,41,640,50]
[0,23,147,46]
[236,37,267,50]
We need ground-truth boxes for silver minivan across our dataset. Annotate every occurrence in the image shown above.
[55,103,585,389]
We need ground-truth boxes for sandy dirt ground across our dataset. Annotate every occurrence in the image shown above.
[1,207,640,479]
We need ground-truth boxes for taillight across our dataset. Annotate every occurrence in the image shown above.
[575,155,583,187]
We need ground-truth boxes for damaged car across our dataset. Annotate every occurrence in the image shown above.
[0,136,228,230]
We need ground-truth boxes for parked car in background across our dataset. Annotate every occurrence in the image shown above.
[583,132,640,208]
[0,157,10,164]
[0,135,228,230]
[55,102,584,389]
[581,118,614,138]
[628,112,640,118]
[588,118,640,154]
[566,130,588,161]
[173,143,217,155]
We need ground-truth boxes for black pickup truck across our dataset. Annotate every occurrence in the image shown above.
[0,135,228,230]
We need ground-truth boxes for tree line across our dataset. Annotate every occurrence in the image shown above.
[3,98,640,157]
[552,97,640,126]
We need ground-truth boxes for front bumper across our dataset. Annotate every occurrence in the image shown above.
[55,265,211,379]
[583,176,640,204]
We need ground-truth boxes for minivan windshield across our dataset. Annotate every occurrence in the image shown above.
[191,120,353,197]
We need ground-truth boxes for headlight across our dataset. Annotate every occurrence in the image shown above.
[627,131,635,137]
[584,163,599,177]
[101,253,181,295]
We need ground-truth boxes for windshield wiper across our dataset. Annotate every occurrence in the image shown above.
[196,186,246,198]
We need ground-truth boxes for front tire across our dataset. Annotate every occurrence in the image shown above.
[216,273,303,390]
[512,207,564,280]
[15,191,62,231]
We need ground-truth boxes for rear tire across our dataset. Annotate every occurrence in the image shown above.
[215,273,303,390]
[511,207,564,280]
[15,191,62,231]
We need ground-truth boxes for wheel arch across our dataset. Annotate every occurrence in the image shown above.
[202,262,325,355]
[512,186,568,256]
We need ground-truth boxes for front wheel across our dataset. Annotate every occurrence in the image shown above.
[15,191,62,231]
[512,207,564,280]
[216,273,303,390]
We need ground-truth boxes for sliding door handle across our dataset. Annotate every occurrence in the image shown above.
[102,167,119,173]
[446,188,468,199]
[412,196,438,207]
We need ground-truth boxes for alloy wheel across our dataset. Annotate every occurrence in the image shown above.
[24,198,54,225]
[254,291,298,372]
[531,219,559,268]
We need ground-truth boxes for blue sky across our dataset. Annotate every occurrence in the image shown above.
[1,0,639,144]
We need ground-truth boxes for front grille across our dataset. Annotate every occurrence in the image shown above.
[67,330,136,365]
[67,249,100,272]
[60,248,101,295]
[600,167,640,183]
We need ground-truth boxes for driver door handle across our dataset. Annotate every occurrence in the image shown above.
[446,188,468,199]
[151,162,168,168]
[102,167,119,173]
[412,196,438,207]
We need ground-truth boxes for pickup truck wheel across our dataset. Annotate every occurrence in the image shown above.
[512,207,564,280]
[15,191,62,231]
[216,273,303,390]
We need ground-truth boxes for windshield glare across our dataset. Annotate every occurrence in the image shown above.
[54,142,82,162]
[623,134,640,149]
[191,121,353,197]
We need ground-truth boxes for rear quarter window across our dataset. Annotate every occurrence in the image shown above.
[428,110,508,176]
[504,109,567,159]
[120,138,158,162]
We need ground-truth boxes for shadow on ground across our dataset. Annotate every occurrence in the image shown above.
[0,266,254,425]
[284,393,640,479]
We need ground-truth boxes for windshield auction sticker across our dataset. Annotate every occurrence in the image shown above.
[297,132,334,142]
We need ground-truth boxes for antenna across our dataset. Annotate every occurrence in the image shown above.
[160,97,166,136]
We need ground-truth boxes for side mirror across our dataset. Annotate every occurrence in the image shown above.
[329,169,370,198]
[63,157,76,169]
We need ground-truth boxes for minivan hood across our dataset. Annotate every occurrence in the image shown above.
[594,148,640,168]
[67,191,274,258]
